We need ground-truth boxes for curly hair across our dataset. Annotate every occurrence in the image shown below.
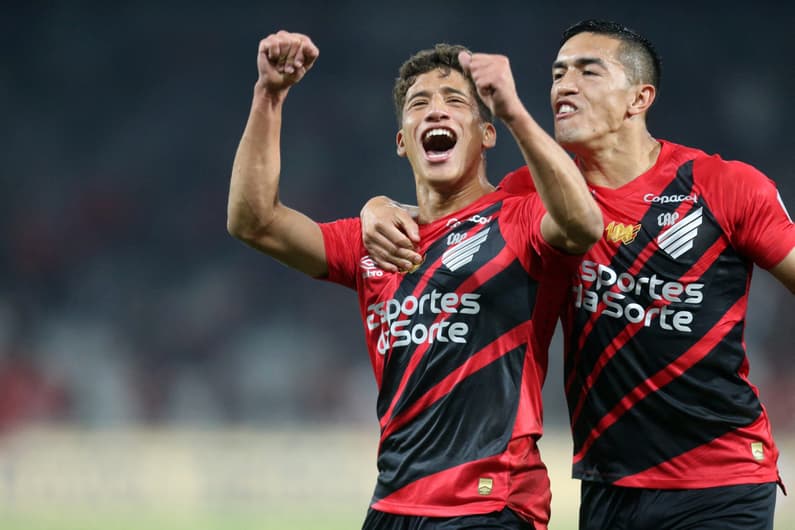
[392,43,493,127]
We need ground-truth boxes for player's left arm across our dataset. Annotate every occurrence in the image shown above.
[701,157,795,294]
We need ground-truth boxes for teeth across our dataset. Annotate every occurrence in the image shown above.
[423,128,454,141]
[558,104,576,114]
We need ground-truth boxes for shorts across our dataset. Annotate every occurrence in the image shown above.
[362,507,536,530]
[579,481,777,530]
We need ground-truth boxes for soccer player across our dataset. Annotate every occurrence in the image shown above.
[361,19,795,530]
[226,30,602,529]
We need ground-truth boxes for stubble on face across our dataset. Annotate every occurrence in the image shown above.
[550,33,634,152]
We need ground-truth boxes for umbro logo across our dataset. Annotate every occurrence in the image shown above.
[657,207,703,259]
[442,227,490,271]
[360,256,384,278]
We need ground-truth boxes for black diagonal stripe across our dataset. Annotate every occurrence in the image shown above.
[389,253,537,422]
[570,244,752,453]
[568,207,726,444]
[573,321,761,483]
[377,201,504,420]
[567,161,699,406]
[373,344,525,501]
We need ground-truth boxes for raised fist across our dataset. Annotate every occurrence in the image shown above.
[256,30,319,95]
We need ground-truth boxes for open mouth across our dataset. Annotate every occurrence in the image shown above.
[555,102,577,118]
[421,127,457,161]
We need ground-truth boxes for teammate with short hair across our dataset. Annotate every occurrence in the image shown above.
[362,19,795,530]
[227,30,602,529]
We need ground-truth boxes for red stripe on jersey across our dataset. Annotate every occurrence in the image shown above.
[373,435,550,528]
[565,199,699,395]
[379,243,516,432]
[380,321,531,444]
[568,235,729,426]
[612,413,780,488]
[572,294,747,464]
[564,241,656,395]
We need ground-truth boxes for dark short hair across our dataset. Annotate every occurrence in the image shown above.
[561,19,662,91]
[392,43,493,127]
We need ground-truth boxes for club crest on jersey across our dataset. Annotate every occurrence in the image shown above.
[605,221,641,245]
[442,227,490,271]
[478,477,493,495]
[657,207,703,259]
[360,256,384,278]
[751,442,765,461]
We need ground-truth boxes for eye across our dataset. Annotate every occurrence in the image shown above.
[552,70,564,81]
[408,98,427,109]
[447,96,467,105]
[583,70,598,76]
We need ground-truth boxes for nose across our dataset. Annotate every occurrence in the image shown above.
[553,70,579,96]
[425,94,450,121]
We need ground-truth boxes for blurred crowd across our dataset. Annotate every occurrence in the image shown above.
[1,3,793,433]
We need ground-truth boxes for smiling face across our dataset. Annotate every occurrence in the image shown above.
[396,68,495,188]
[550,32,640,152]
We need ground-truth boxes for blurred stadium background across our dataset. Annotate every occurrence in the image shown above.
[1,2,793,529]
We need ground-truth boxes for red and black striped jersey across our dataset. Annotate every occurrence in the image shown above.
[320,189,581,526]
[501,139,795,489]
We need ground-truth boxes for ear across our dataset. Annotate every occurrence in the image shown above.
[628,83,656,117]
[481,122,497,149]
[396,129,407,157]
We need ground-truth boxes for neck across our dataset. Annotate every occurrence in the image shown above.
[571,130,661,189]
[416,173,495,224]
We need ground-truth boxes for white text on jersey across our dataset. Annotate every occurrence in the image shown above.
[573,260,704,332]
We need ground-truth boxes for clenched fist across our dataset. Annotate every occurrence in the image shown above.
[256,30,319,96]
[458,51,522,123]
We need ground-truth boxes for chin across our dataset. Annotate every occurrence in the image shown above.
[424,168,462,187]
[555,129,586,151]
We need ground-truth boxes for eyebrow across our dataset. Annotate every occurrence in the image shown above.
[406,86,470,104]
[552,57,608,70]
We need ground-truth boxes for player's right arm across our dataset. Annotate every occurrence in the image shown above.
[227,30,327,277]
[770,248,795,294]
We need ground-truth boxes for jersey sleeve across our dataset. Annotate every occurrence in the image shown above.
[696,157,795,269]
[318,217,363,290]
[498,166,537,195]
[502,193,583,278]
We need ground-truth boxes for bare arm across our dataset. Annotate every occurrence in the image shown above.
[770,248,795,294]
[460,52,603,254]
[227,31,327,277]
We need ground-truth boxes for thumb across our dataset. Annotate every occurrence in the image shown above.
[405,222,420,244]
[458,50,472,74]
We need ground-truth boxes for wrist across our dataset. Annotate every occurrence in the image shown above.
[253,82,288,108]
[499,103,531,128]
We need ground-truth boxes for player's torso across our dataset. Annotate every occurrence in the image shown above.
[565,148,777,487]
[356,195,552,512]
[572,158,743,354]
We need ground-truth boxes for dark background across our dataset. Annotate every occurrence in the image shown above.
[1,2,793,433]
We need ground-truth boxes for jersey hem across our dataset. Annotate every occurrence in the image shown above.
[576,470,780,490]
[371,499,507,518]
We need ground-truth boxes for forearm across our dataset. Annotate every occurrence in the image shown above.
[227,88,287,240]
[770,248,795,294]
[505,110,603,248]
